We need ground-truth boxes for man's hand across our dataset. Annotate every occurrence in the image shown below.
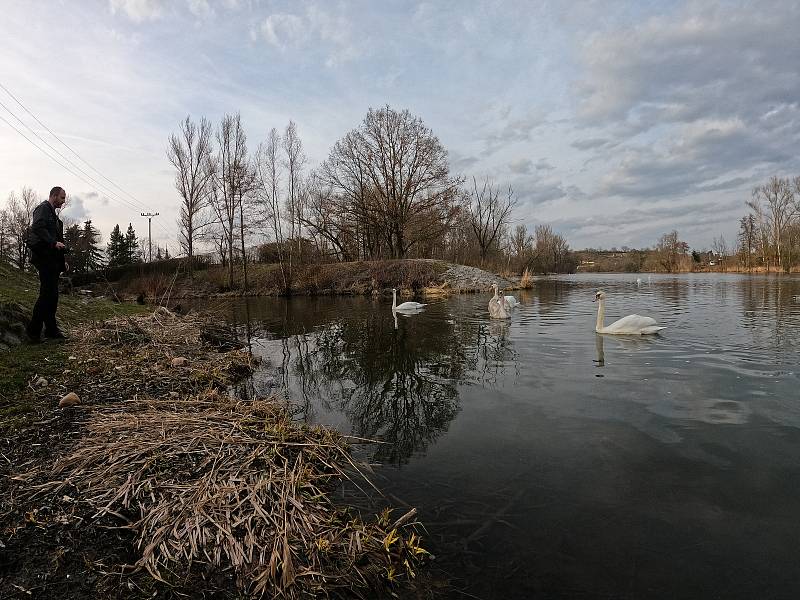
[55,242,66,250]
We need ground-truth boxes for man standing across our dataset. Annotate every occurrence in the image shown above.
[26,186,68,342]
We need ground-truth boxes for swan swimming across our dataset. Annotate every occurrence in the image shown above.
[636,277,642,286]
[392,288,427,312]
[489,283,510,319]
[593,290,665,335]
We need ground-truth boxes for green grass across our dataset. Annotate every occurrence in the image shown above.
[0,263,149,428]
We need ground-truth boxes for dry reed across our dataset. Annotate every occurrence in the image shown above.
[21,391,427,598]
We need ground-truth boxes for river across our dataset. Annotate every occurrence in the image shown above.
[188,273,800,599]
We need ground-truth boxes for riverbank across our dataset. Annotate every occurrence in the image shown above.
[0,307,431,598]
[83,259,521,302]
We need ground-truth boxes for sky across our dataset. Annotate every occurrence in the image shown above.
[1,0,799,252]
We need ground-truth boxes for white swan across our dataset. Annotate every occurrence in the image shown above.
[636,277,642,286]
[489,283,510,319]
[594,290,665,335]
[392,288,426,312]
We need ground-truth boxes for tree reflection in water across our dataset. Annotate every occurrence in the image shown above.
[234,297,515,465]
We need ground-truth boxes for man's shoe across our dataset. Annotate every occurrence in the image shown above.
[25,327,42,344]
[44,330,68,340]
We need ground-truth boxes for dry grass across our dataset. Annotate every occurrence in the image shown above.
[520,268,533,288]
[57,308,253,404]
[20,391,428,598]
[9,309,430,598]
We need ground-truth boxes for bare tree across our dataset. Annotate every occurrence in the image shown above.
[0,207,11,266]
[737,214,756,271]
[748,176,794,269]
[7,187,37,270]
[209,113,252,290]
[255,127,290,289]
[467,177,516,265]
[167,115,215,271]
[656,230,689,273]
[320,106,461,259]
[711,235,729,272]
[283,121,306,264]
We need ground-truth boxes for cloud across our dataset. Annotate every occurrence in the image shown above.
[255,6,359,66]
[108,0,163,22]
[62,194,91,221]
[576,3,800,132]
[599,118,789,199]
[186,0,214,20]
[481,109,547,157]
[509,158,532,174]
[571,137,611,151]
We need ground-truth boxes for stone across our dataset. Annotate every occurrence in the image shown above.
[171,357,189,368]
[33,377,48,388]
[58,392,81,408]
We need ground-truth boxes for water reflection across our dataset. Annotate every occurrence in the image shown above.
[227,300,517,464]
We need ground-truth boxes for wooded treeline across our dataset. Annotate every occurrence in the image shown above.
[164,106,577,290]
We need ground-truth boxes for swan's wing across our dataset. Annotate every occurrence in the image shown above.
[604,313,658,333]
[395,301,426,311]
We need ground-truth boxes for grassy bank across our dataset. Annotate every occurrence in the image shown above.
[0,263,148,427]
[90,258,453,300]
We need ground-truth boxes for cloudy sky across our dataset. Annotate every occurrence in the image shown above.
[2,0,799,251]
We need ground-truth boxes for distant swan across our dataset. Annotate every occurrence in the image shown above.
[489,283,510,319]
[636,277,642,286]
[392,288,427,312]
[594,290,665,335]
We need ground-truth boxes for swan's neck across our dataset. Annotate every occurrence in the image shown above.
[392,290,397,309]
[492,286,499,300]
[596,299,605,332]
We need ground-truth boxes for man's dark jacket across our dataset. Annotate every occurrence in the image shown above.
[27,201,65,272]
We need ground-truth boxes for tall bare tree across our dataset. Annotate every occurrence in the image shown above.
[467,177,516,265]
[283,121,306,264]
[210,113,251,290]
[167,115,215,271]
[738,214,756,271]
[255,127,290,289]
[748,176,794,269]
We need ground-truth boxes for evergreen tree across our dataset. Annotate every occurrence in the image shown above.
[125,223,141,264]
[155,246,163,261]
[107,224,126,267]
[81,220,104,271]
[64,223,83,271]
[164,246,171,260]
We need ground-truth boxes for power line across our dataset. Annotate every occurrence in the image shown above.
[0,112,140,215]
[0,82,175,240]
[0,80,153,213]
[0,98,147,215]
[0,108,174,241]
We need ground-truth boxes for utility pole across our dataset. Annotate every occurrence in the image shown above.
[141,212,159,262]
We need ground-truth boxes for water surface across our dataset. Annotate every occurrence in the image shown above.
[194,274,800,599]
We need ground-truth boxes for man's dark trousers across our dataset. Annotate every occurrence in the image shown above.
[29,263,61,336]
